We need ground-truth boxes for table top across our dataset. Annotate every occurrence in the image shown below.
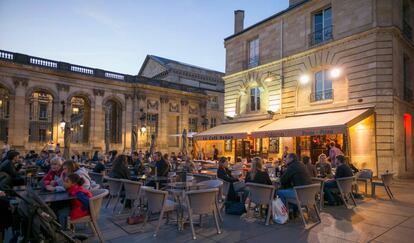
[166,181,200,188]
[16,189,75,203]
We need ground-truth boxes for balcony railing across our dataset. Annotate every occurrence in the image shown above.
[310,89,334,102]
[403,20,413,41]
[309,25,333,46]
[404,88,413,102]
[247,56,259,68]
[208,103,219,110]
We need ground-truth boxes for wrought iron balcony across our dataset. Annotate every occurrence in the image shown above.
[403,20,412,41]
[309,25,333,46]
[310,89,334,102]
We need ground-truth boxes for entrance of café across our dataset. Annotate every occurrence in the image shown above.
[235,137,268,162]
[294,134,345,163]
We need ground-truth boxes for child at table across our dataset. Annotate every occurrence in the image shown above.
[64,173,92,222]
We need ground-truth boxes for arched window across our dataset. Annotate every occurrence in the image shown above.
[104,100,122,144]
[0,86,10,142]
[29,91,53,142]
[312,70,333,102]
[70,96,90,144]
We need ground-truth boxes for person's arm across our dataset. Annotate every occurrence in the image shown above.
[264,172,272,185]
[42,171,53,186]
[75,191,90,211]
[280,166,292,187]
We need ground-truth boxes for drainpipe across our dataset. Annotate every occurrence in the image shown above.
[279,18,284,115]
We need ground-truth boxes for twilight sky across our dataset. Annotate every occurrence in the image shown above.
[0,0,288,74]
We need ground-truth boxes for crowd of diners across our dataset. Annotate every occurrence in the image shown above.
[0,140,361,241]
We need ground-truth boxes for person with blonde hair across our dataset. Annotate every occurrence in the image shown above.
[315,153,332,178]
[245,157,272,185]
[42,157,63,188]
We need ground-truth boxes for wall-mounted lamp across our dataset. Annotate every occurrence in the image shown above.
[264,71,283,83]
[267,110,275,115]
[80,123,84,128]
[299,74,310,85]
[59,119,66,130]
[140,125,147,133]
[330,68,341,79]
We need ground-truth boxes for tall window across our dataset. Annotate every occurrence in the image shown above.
[70,96,90,144]
[404,54,412,102]
[29,91,53,142]
[313,70,333,102]
[188,118,198,147]
[105,100,122,144]
[168,115,179,147]
[248,38,259,68]
[0,87,10,142]
[146,114,158,142]
[250,87,261,111]
[311,7,332,45]
[210,117,217,128]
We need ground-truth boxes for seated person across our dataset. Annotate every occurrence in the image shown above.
[302,156,317,177]
[36,150,50,172]
[145,151,169,188]
[277,153,312,205]
[42,157,63,188]
[245,157,272,185]
[0,150,24,187]
[315,154,332,178]
[109,155,130,180]
[93,154,107,175]
[183,157,197,173]
[62,160,95,190]
[217,157,244,201]
[323,155,354,206]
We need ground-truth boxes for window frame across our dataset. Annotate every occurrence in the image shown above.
[250,87,261,112]
[247,37,260,68]
[313,70,333,102]
[311,6,333,45]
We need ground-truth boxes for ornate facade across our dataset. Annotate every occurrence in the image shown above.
[0,50,224,155]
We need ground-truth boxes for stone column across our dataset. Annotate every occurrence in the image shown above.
[9,77,28,149]
[91,89,105,151]
[159,96,169,152]
[136,93,147,150]
[124,93,134,152]
[55,83,70,146]
[180,99,189,149]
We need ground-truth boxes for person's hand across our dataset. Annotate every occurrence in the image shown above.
[0,191,6,197]
[46,185,55,191]
[50,180,56,186]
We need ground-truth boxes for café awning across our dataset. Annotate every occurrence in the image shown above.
[194,119,272,140]
[252,108,373,138]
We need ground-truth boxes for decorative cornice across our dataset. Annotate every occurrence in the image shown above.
[93,89,105,96]
[136,93,147,101]
[160,96,169,104]
[12,77,29,87]
[180,99,189,106]
[56,83,70,92]
[124,93,134,100]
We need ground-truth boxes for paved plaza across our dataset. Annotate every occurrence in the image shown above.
[77,180,414,243]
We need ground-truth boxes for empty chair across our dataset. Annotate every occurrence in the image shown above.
[142,187,177,237]
[89,172,104,187]
[104,177,123,213]
[245,182,275,225]
[120,179,142,215]
[311,177,325,210]
[192,174,212,183]
[69,189,109,243]
[356,169,373,195]
[185,188,221,240]
[372,172,394,199]
[287,184,321,227]
[336,176,357,208]
[197,179,224,221]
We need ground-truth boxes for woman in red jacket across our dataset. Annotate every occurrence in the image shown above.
[42,157,63,188]
[64,173,92,220]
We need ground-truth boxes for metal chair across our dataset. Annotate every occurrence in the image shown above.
[120,179,142,215]
[336,176,357,208]
[311,177,325,210]
[356,169,373,195]
[69,189,109,243]
[185,188,221,240]
[245,182,275,225]
[104,177,123,213]
[372,172,394,199]
[88,172,104,187]
[287,184,321,227]
[142,187,178,237]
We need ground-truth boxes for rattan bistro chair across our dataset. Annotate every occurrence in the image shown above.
[104,177,123,213]
[185,188,221,240]
[69,189,109,243]
[245,182,275,226]
[286,184,321,227]
[372,172,395,199]
[311,177,325,210]
[197,179,224,221]
[120,179,142,215]
[336,176,357,208]
[89,172,104,187]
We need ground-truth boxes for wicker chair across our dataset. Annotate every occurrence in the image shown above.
[372,172,394,199]
[192,174,212,183]
[104,177,123,213]
[185,188,221,240]
[311,177,325,210]
[69,189,109,243]
[120,179,142,215]
[197,179,224,221]
[287,184,321,227]
[88,172,104,187]
[336,176,357,208]
[245,182,275,225]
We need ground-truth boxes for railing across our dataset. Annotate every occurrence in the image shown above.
[404,88,413,102]
[247,56,259,68]
[309,25,333,46]
[310,89,334,102]
[0,49,208,94]
[403,20,412,41]
[208,103,219,110]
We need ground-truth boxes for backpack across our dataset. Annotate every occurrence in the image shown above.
[224,201,246,215]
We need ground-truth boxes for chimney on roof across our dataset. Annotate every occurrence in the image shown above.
[234,10,244,34]
[289,0,303,6]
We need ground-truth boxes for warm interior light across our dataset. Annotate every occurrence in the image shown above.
[140,125,147,133]
[80,123,84,128]
[59,120,66,129]
[72,107,79,114]
[70,127,74,131]
[264,77,272,83]
[330,68,341,79]
[299,75,310,85]
[247,131,251,135]
[0,100,3,107]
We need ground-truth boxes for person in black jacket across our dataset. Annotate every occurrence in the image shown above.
[93,154,107,175]
[145,151,169,188]
[277,153,312,205]
[0,150,24,187]
[217,157,242,201]
[245,157,272,185]
[323,155,353,205]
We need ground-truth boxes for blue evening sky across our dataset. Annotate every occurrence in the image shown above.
[0,0,288,74]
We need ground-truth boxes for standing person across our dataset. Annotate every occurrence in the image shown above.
[47,140,55,153]
[323,155,353,206]
[282,146,289,162]
[245,157,272,185]
[316,154,333,178]
[212,145,219,161]
[329,142,344,168]
[198,148,205,160]
[277,153,312,205]
[302,156,317,177]
[0,150,24,187]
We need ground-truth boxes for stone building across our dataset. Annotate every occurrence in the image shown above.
[0,50,224,155]
[195,0,414,177]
